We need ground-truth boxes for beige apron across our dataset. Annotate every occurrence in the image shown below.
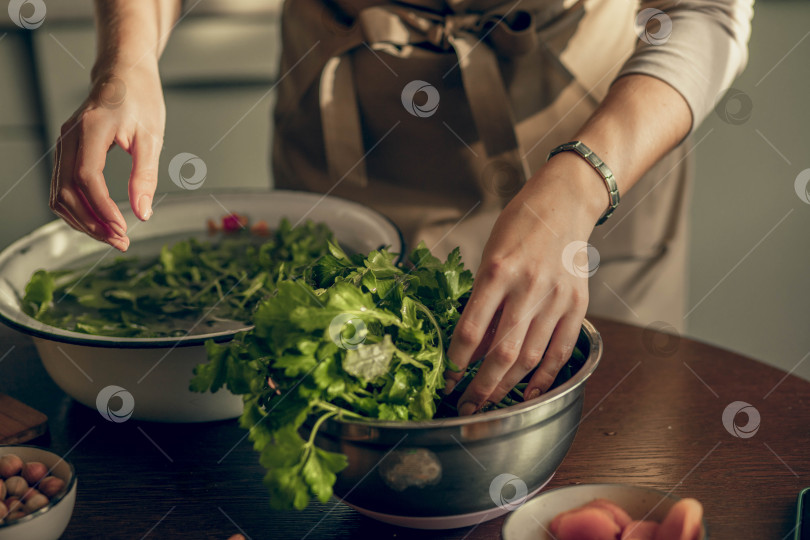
[272,0,692,331]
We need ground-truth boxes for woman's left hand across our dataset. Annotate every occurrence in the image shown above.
[445,152,607,415]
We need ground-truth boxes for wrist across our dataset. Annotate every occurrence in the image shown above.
[532,151,612,226]
[91,55,159,85]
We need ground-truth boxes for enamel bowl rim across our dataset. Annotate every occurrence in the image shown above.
[0,190,404,349]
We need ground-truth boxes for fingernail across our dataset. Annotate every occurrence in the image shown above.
[458,402,477,416]
[138,195,153,220]
[106,236,128,252]
[109,221,126,237]
[443,379,456,395]
[526,388,541,401]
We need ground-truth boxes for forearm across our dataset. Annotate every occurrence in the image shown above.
[92,0,182,80]
[575,74,691,195]
[620,0,753,133]
[541,74,692,224]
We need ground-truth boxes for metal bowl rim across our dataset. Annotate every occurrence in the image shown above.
[330,318,602,430]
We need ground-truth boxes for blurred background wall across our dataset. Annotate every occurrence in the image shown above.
[0,0,807,379]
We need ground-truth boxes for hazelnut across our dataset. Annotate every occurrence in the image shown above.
[5,496,22,512]
[24,493,49,513]
[39,476,66,498]
[0,454,23,478]
[0,477,5,499]
[4,475,27,497]
[21,487,42,502]
[5,510,27,522]
[0,500,8,520]
[22,461,48,485]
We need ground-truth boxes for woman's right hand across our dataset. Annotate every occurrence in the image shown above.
[49,61,166,251]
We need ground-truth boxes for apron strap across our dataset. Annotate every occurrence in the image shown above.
[449,32,531,181]
[319,4,543,187]
[320,55,368,187]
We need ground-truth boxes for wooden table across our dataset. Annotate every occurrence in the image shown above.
[1,317,808,539]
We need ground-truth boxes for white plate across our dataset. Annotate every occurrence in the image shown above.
[502,483,707,540]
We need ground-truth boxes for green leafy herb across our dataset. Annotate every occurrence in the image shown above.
[24,216,587,512]
[192,240,585,511]
[23,269,56,318]
[21,219,334,338]
[192,239,588,510]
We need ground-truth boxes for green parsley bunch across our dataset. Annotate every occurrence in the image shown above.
[190,241,473,510]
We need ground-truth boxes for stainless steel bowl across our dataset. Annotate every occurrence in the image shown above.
[0,191,403,422]
[316,319,602,529]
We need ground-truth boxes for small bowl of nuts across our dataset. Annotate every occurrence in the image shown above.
[0,445,77,540]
